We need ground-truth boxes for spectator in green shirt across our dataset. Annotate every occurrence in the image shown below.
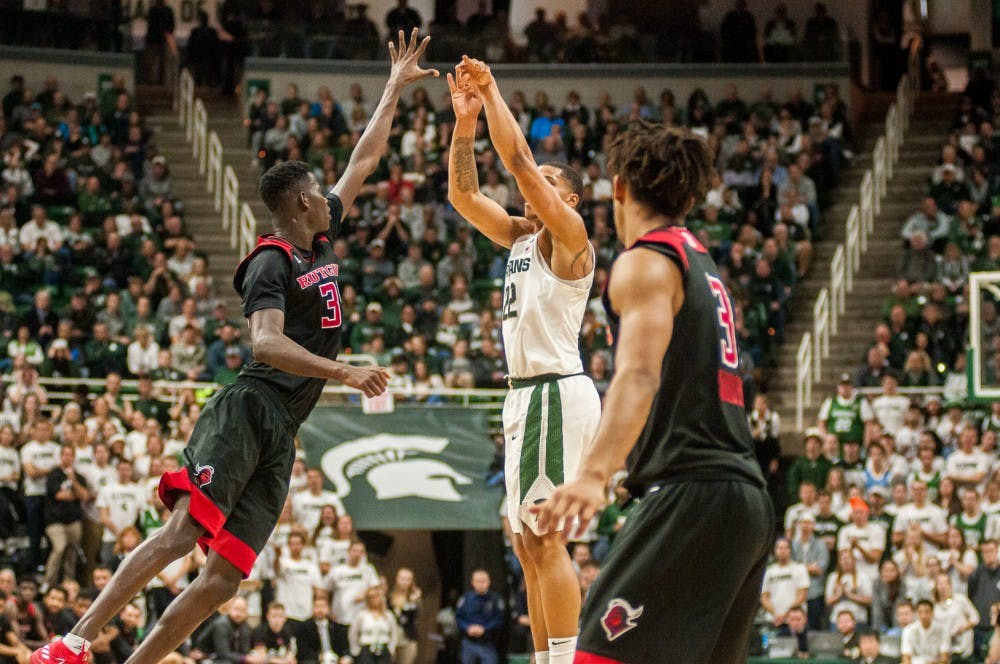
[787,428,833,501]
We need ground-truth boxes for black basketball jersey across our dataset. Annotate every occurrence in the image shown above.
[232,194,345,424]
[602,225,764,493]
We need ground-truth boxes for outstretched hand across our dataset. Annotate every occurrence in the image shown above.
[456,54,493,90]
[447,70,483,122]
[387,28,440,88]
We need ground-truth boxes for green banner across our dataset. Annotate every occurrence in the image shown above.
[299,406,502,530]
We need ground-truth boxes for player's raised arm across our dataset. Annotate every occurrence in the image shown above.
[459,57,589,255]
[332,29,439,218]
[249,308,388,398]
[446,72,534,248]
[533,248,684,534]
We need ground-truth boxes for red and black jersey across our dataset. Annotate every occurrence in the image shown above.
[602,225,764,493]
[232,194,345,425]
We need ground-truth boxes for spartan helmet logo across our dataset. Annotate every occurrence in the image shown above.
[320,434,472,502]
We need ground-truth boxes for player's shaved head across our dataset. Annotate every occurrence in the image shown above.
[258,160,313,213]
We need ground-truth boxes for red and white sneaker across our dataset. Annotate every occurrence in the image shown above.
[30,638,88,664]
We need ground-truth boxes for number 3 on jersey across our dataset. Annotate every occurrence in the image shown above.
[319,282,342,329]
[502,282,517,320]
[706,275,739,369]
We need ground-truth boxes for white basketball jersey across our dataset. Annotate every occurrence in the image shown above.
[501,232,593,377]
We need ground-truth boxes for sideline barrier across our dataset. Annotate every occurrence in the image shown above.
[793,75,914,432]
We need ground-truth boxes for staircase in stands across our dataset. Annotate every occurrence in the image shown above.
[139,88,266,307]
[769,93,957,451]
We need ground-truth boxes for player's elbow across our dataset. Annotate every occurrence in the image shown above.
[616,366,662,397]
[251,333,280,366]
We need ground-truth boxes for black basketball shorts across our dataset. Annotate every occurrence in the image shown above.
[575,478,774,664]
[158,380,297,576]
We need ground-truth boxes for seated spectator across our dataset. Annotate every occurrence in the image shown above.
[251,602,297,663]
[854,630,892,664]
[896,232,938,288]
[835,610,861,660]
[194,596,254,663]
[776,606,810,657]
[455,570,503,664]
[902,198,950,245]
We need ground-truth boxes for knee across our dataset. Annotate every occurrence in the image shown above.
[521,532,564,565]
[147,525,200,562]
[200,571,240,606]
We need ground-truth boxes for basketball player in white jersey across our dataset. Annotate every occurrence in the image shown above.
[447,58,601,664]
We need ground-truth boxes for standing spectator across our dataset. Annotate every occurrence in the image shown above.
[788,429,833,500]
[385,0,422,37]
[945,425,990,494]
[187,10,219,86]
[818,374,875,448]
[455,570,503,664]
[524,9,557,62]
[872,374,910,436]
[193,596,256,664]
[43,445,90,587]
[21,420,60,571]
[720,0,759,63]
[348,587,398,664]
[901,599,950,663]
[297,595,349,664]
[803,2,841,61]
[273,531,323,626]
[388,567,421,664]
[748,393,781,477]
[292,468,346,532]
[968,539,1000,655]
[793,512,831,630]
[326,541,380,650]
[871,560,905,633]
[932,573,978,661]
[893,480,948,554]
[95,459,147,564]
[826,548,872,630]
[838,496,886,584]
[763,4,797,62]
[760,538,809,628]
[145,0,177,85]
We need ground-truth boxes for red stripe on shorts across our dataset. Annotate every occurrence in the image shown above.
[574,651,627,664]
[199,529,257,577]
[157,469,226,536]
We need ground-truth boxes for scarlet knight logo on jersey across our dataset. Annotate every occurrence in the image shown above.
[194,463,215,488]
[600,598,644,641]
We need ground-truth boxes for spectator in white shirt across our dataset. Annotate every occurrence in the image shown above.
[894,480,949,554]
[932,573,979,660]
[273,531,323,624]
[901,599,951,664]
[826,548,874,624]
[872,374,911,436]
[126,324,160,377]
[838,496,886,583]
[19,205,62,255]
[325,541,380,641]
[946,425,990,493]
[293,468,346,532]
[96,459,148,563]
[760,538,810,627]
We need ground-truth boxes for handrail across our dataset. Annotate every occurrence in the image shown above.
[208,132,223,212]
[829,245,845,334]
[812,288,830,382]
[179,69,194,141]
[872,138,886,216]
[176,69,261,267]
[239,203,257,256]
[845,205,860,292]
[793,73,916,434]
[193,99,207,174]
[222,166,239,249]
[796,332,813,431]
[859,172,874,251]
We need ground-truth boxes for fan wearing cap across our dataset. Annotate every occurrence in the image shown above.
[787,428,832,502]
[901,197,951,245]
[791,510,830,630]
[929,162,971,216]
[837,496,885,583]
[818,373,875,451]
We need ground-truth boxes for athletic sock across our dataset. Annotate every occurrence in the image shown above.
[534,651,550,664]
[548,636,577,663]
[63,633,89,654]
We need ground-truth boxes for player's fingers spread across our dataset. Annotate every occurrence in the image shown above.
[425,68,441,78]
[446,73,456,94]
[388,41,396,61]
[416,34,431,57]
[397,30,405,54]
